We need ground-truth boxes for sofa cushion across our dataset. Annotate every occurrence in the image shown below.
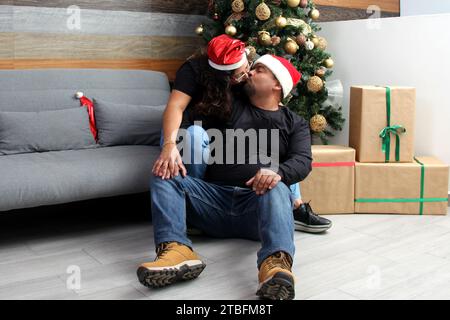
[93,99,164,147]
[0,69,170,112]
[0,145,160,212]
[0,107,97,156]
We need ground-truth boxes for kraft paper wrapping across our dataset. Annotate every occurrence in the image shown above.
[300,145,355,215]
[349,86,416,163]
[355,156,449,215]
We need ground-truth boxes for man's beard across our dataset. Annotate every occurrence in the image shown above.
[243,82,256,98]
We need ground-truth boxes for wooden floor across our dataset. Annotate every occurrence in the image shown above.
[1,194,449,300]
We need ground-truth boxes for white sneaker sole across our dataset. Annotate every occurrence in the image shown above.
[294,221,332,234]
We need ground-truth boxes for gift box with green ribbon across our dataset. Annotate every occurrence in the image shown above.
[355,156,449,215]
[300,145,355,215]
[349,86,416,163]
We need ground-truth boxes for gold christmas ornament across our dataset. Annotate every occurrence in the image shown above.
[311,36,319,47]
[296,34,306,46]
[284,39,299,55]
[271,36,281,46]
[195,25,204,36]
[307,76,324,93]
[315,67,326,78]
[246,46,257,61]
[309,8,320,20]
[287,0,301,8]
[324,58,334,68]
[225,25,237,36]
[300,0,308,8]
[258,31,272,46]
[317,37,327,50]
[231,0,245,13]
[310,114,328,133]
[256,2,271,21]
[275,16,287,28]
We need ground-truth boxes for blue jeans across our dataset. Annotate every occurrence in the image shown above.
[150,174,296,267]
[160,125,302,200]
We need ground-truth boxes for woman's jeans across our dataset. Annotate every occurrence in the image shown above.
[160,125,302,200]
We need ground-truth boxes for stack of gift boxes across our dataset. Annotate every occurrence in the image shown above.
[300,86,449,215]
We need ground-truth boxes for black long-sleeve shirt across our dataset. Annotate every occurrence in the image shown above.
[204,98,312,187]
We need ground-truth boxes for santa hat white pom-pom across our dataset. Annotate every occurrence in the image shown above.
[75,91,84,99]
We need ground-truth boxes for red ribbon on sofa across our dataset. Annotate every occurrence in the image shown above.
[79,95,98,142]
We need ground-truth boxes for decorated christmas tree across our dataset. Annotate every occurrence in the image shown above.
[195,0,345,144]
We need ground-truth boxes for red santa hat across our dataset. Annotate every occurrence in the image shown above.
[207,34,247,71]
[253,54,302,99]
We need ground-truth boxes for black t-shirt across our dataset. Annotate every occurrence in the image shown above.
[204,98,313,188]
[173,57,239,130]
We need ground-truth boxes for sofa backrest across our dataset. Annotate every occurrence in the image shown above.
[0,69,170,112]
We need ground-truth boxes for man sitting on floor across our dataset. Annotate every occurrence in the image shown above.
[137,55,312,300]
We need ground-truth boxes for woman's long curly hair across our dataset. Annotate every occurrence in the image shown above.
[188,48,234,121]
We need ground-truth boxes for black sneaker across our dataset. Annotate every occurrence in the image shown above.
[293,202,332,234]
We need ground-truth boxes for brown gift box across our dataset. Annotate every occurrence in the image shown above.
[349,86,416,163]
[299,145,355,215]
[355,157,449,215]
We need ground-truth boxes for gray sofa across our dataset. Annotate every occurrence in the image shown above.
[0,69,170,212]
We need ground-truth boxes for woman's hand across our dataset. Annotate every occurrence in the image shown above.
[152,144,187,179]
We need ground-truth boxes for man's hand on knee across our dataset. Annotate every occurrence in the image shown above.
[245,168,281,195]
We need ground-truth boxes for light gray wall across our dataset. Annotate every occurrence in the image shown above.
[319,13,450,192]
[401,0,450,16]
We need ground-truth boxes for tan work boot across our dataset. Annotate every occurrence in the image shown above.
[137,242,206,288]
[256,251,295,300]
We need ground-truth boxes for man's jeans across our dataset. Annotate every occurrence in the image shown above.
[160,125,302,200]
[150,174,296,267]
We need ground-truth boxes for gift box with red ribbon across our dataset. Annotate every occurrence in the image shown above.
[300,145,356,215]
